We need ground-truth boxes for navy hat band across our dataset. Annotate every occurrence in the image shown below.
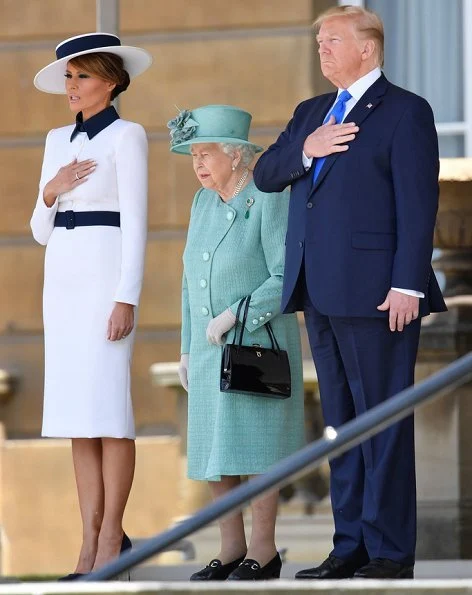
[56,34,121,60]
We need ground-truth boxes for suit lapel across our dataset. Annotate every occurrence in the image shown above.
[311,74,390,194]
[312,92,338,129]
[300,92,337,196]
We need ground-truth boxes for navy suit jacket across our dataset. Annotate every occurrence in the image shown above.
[253,74,446,318]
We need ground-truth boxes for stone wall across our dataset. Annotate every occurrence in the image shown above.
[0,0,334,438]
[0,431,181,575]
[0,0,334,575]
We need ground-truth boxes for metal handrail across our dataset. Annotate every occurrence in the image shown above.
[83,350,472,581]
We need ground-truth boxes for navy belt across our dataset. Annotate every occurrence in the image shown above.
[54,210,120,230]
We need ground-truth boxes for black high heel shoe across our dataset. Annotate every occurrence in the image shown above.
[190,555,246,581]
[59,533,132,582]
[121,532,132,553]
[57,573,85,581]
[227,552,282,580]
[116,532,132,581]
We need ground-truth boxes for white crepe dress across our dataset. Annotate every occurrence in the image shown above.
[30,109,148,439]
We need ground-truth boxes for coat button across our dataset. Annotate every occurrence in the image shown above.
[298,241,304,248]
[266,312,272,317]
[202,307,209,316]
[307,202,313,209]
[200,279,207,288]
[226,211,234,220]
[259,316,265,322]
[202,252,210,261]
[252,319,258,325]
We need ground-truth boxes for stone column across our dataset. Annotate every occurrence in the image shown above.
[416,158,472,558]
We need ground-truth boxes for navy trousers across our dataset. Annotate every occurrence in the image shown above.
[301,274,420,565]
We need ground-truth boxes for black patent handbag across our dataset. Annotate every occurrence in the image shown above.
[220,295,291,399]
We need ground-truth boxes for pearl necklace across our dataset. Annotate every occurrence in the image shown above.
[232,168,249,198]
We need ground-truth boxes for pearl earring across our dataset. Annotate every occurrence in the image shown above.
[232,165,236,171]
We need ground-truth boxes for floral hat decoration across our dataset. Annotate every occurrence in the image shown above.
[167,104,263,154]
[167,110,200,147]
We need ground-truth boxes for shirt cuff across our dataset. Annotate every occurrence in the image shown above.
[302,151,313,170]
[391,287,425,299]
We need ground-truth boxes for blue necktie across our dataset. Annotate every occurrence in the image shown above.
[312,89,352,183]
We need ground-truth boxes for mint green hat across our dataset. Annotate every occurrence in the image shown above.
[168,104,263,154]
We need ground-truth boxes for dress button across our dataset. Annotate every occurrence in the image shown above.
[200,279,207,288]
[202,252,210,261]
[259,316,265,322]
[252,319,258,325]
[202,307,209,316]
[266,312,272,317]
[307,202,313,209]
[298,241,304,248]
[226,211,234,221]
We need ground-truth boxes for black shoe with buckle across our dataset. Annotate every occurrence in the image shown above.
[353,558,414,579]
[295,554,362,579]
[190,555,246,581]
[227,553,282,580]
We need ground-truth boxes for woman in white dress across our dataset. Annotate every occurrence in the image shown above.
[31,33,152,579]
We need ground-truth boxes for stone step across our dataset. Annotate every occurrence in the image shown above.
[4,579,472,594]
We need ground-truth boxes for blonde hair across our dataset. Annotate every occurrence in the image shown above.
[313,5,384,67]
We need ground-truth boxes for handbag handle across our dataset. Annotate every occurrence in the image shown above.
[232,295,281,351]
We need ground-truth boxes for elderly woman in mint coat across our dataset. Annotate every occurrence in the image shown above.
[168,104,304,582]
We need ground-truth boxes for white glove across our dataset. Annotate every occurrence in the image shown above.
[206,308,237,345]
[178,353,189,391]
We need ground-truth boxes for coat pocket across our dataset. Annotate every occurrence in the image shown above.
[351,231,396,250]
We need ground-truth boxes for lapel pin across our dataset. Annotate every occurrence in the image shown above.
[367,103,373,109]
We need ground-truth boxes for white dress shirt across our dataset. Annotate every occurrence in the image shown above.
[302,67,424,299]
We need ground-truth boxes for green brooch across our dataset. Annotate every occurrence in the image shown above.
[245,197,255,219]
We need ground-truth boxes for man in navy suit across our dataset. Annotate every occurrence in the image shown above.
[254,4,446,580]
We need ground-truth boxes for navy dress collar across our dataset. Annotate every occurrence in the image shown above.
[70,105,120,142]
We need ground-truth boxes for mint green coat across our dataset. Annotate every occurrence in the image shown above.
[181,180,304,481]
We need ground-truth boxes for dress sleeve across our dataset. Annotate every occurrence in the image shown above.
[180,189,203,354]
[30,130,59,246]
[113,123,149,306]
[229,189,290,332]
[181,271,191,354]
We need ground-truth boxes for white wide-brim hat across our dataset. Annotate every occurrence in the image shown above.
[34,32,152,94]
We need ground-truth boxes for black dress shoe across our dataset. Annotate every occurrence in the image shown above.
[295,554,361,579]
[190,555,246,581]
[57,573,85,581]
[227,553,282,580]
[353,558,414,579]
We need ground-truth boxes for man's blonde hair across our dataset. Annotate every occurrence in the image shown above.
[314,5,384,67]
